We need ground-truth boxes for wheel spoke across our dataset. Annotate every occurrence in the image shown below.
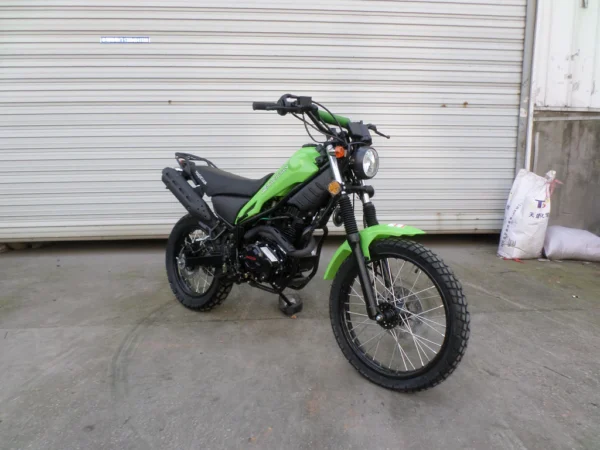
[414,337,438,357]
[392,260,406,287]
[396,305,446,337]
[348,320,379,332]
[347,316,370,331]
[352,320,376,340]
[388,334,397,369]
[390,329,413,370]
[413,313,445,328]
[411,315,447,337]
[399,312,424,367]
[409,268,422,296]
[372,336,382,362]
[381,259,394,289]
[350,286,365,304]
[374,274,396,299]
[357,329,387,349]
[365,330,386,354]
[413,336,432,362]
[346,311,369,318]
[404,294,439,303]
[372,268,440,313]
[398,285,437,302]
[396,327,442,348]
[413,304,445,317]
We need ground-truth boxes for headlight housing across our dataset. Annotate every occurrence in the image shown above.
[353,146,379,179]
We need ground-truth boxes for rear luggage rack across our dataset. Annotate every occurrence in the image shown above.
[174,152,218,169]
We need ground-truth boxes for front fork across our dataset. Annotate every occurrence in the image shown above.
[327,146,386,321]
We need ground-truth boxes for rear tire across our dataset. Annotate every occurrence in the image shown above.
[166,215,232,311]
[329,238,469,392]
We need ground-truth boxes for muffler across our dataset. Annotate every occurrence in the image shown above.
[162,167,217,225]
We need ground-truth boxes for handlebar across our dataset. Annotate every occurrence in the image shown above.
[252,102,279,111]
[251,93,388,141]
[252,94,351,127]
[317,110,350,128]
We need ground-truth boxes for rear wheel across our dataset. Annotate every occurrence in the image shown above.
[329,238,469,392]
[166,215,232,311]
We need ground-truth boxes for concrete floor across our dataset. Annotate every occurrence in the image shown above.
[1,236,599,450]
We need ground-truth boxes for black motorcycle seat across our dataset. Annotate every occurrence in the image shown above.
[194,166,272,197]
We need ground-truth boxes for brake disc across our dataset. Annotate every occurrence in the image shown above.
[389,285,423,330]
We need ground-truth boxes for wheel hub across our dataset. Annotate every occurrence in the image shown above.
[377,302,400,329]
[376,286,426,330]
[390,285,424,330]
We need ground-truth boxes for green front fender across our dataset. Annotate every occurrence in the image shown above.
[323,224,425,280]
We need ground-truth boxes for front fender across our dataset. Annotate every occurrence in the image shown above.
[323,224,425,280]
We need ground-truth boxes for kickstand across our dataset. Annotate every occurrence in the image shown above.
[278,292,303,316]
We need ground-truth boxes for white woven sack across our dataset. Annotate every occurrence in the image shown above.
[544,226,600,262]
[498,169,556,259]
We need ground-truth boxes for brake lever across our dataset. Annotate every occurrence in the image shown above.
[367,124,390,139]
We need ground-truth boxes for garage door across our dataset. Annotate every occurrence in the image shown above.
[0,0,526,241]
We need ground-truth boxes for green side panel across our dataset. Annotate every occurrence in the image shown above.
[323,224,426,280]
[317,110,351,128]
[235,146,321,223]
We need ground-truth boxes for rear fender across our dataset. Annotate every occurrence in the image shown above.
[323,224,425,280]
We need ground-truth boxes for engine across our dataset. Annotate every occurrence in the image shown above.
[241,241,286,283]
[239,200,324,287]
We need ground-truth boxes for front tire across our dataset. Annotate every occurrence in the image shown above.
[166,215,232,311]
[329,238,469,392]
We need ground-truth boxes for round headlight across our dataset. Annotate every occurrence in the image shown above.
[353,146,379,179]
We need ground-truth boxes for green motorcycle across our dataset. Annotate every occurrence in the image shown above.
[162,94,470,391]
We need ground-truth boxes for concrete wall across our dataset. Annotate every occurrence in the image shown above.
[533,111,600,235]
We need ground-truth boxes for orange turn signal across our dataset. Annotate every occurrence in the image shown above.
[328,181,342,195]
[334,146,346,158]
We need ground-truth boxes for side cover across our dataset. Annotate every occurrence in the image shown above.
[235,146,320,223]
[323,224,426,280]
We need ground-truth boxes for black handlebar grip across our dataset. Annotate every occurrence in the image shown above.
[252,102,278,111]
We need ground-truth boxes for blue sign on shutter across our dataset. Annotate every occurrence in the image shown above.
[101,37,150,44]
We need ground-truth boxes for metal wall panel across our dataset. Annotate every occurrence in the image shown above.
[0,0,526,240]
[533,0,600,110]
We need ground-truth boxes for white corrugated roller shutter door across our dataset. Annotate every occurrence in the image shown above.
[0,0,526,241]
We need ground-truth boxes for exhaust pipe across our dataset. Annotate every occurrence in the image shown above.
[162,168,217,225]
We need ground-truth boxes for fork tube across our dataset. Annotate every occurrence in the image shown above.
[327,145,379,320]
[338,194,379,320]
[359,189,392,289]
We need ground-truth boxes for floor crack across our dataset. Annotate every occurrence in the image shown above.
[542,365,572,379]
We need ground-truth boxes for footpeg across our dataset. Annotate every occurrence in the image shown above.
[279,292,303,316]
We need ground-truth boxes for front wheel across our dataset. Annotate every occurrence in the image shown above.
[329,238,469,392]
